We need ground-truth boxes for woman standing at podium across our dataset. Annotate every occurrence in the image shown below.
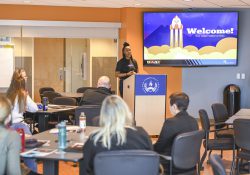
[115,42,138,97]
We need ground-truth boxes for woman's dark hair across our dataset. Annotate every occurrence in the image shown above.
[169,92,189,111]
[122,42,132,59]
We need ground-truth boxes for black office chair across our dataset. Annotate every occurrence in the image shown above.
[94,150,159,175]
[211,103,234,139]
[199,109,235,173]
[39,87,55,102]
[53,97,77,124]
[160,130,204,175]
[76,87,97,93]
[233,119,250,174]
[210,154,227,175]
[75,105,101,126]
[53,97,77,106]
[42,91,62,104]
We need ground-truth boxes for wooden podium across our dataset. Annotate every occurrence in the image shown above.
[123,74,167,135]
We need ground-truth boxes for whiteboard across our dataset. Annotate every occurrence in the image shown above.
[0,45,14,88]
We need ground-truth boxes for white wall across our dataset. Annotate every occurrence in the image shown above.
[183,9,250,118]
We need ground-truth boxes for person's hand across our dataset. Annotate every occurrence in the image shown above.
[127,71,135,76]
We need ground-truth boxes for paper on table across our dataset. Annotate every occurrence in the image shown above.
[21,148,57,157]
[49,125,81,134]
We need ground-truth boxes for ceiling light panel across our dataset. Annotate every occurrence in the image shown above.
[170,0,220,8]
[205,0,247,7]
[240,0,250,5]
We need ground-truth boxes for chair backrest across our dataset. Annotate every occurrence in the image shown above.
[39,87,55,94]
[75,105,101,126]
[210,154,227,175]
[53,97,77,106]
[199,109,211,132]
[233,119,250,151]
[211,103,229,129]
[94,150,159,175]
[43,91,62,104]
[76,87,97,93]
[171,130,204,170]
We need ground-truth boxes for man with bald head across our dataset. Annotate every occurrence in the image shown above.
[80,76,112,105]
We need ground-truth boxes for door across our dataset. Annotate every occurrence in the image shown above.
[34,38,65,102]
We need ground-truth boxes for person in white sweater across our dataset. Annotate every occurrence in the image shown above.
[6,68,38,173]
[6,68,38,134]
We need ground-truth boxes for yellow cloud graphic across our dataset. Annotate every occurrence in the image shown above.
[145,37,237,60]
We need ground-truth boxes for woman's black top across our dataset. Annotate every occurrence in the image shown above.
[81,127,152,175]
[115,58,138,80]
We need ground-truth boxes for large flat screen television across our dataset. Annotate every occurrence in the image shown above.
[143,12,239,67]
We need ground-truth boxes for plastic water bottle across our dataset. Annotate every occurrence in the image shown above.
[79,112,86,132]
[58,121,67,150]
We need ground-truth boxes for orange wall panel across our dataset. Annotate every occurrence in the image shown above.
[0,4,120,22]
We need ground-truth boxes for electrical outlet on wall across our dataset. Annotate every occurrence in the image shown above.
[236,73,241,79]
[241,73,246,79]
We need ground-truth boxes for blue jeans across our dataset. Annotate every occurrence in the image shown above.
[11,122,38,173]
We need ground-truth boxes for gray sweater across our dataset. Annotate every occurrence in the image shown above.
[0,125,21,175]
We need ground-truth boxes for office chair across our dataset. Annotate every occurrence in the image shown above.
[53,97,77,124]
[75,105,101,126]
[39,87,55,102]
[211,103,234,139]
[53,97,77,106]
[199,109,235,174]
[160,130,204,175]
[233,119,250,174]
[210,154,227,175]
[94,150,159,175]
[42,91,62,104]
[76,87,97,93]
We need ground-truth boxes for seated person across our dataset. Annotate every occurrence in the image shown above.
[6,69,38,173]
[80,76,112,105]
[154,92,199,173]
[81,95,152,175]
[6,68,38,134]
[0,95,21,175]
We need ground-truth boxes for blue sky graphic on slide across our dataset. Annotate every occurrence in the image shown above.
[144,12,238,49]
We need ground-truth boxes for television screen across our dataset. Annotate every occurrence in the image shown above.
[143,12,238,67]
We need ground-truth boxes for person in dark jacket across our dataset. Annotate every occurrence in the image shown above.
[154,92,199,173]
[80,76,112,105]
[81,95,152,175]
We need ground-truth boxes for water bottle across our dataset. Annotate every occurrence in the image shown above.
[42,97,48,111]
[79,112,86,132]
[57,121,67,150]
[17,128,25,152]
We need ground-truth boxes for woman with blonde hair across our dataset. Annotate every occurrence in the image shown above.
[81,95,152,175]
[6,68,38,134]
[0,95,21,175]
[6,68,38,173]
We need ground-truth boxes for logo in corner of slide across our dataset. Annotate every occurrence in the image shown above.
[142,77,160,93]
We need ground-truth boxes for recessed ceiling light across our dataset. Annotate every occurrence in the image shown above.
[135,3,141,6]
[23,0,31,3]
[183,0,192,2]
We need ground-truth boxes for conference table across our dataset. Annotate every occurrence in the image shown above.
[34,104,78,132]
[225,108,250,124]
[21,126,98,175]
